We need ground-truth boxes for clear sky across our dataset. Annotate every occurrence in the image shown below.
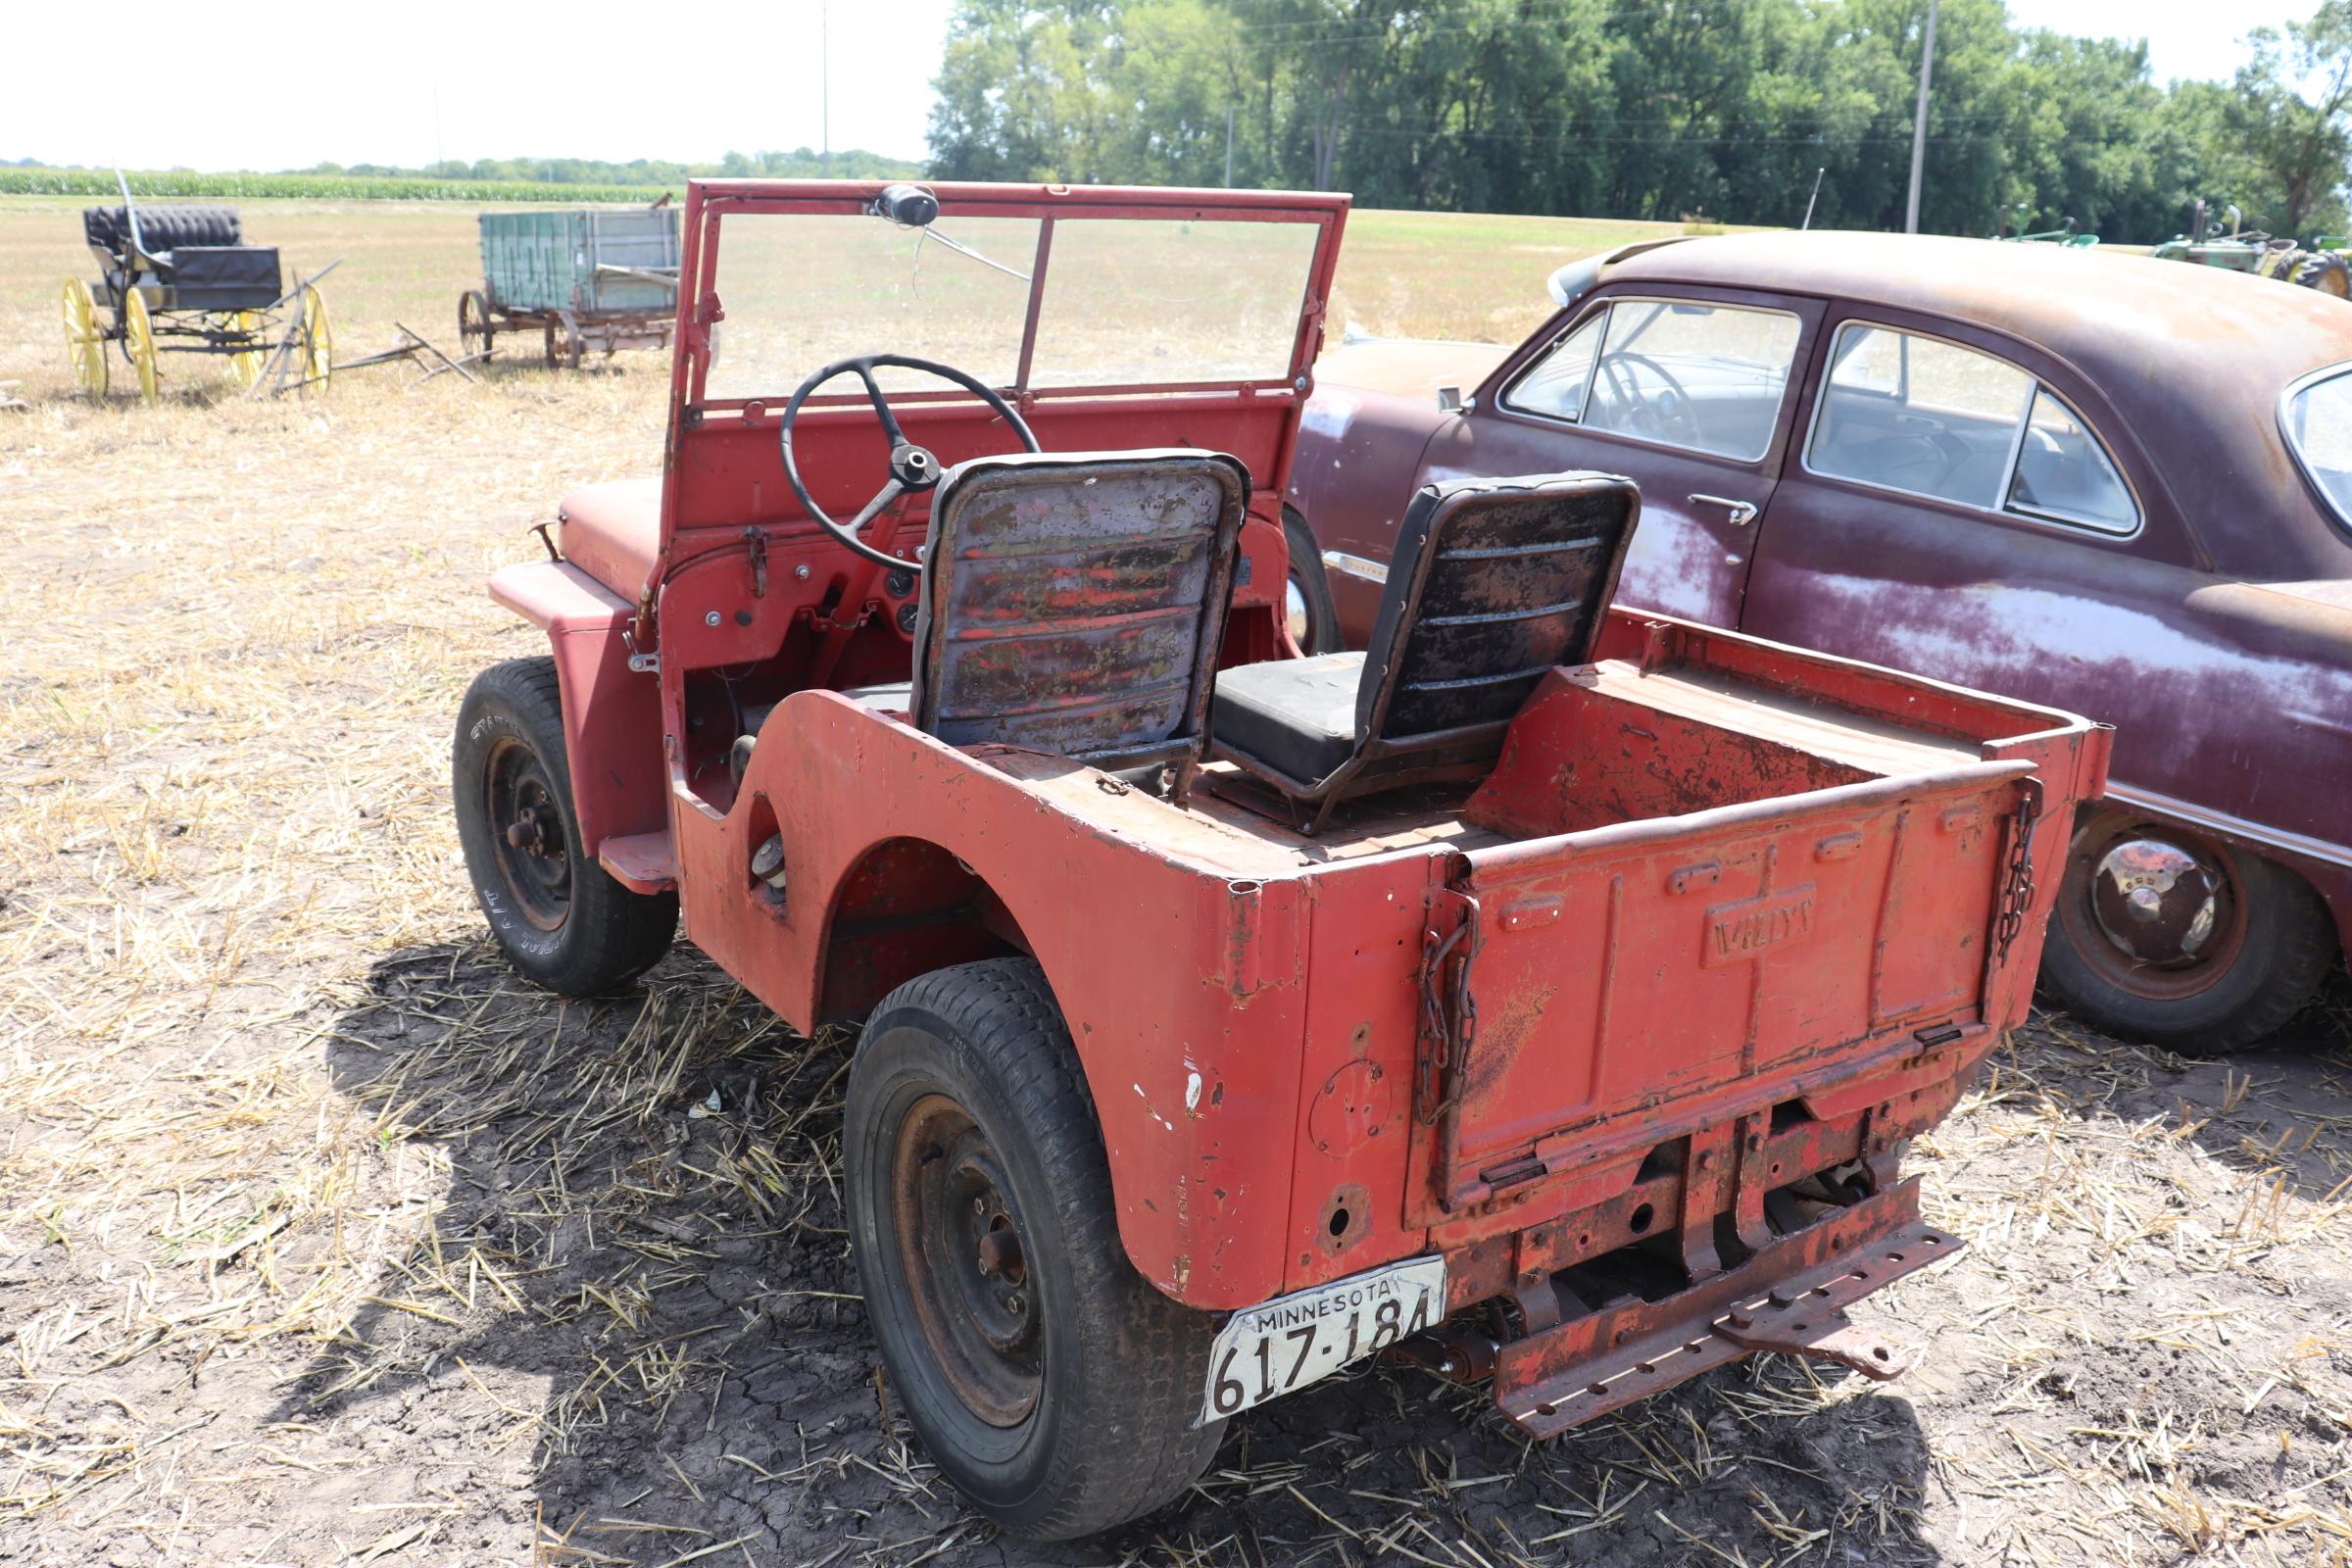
[0,0,2324,172]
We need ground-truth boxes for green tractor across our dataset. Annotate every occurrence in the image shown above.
[2151,200,2351,299]
[1991,204,2100,247]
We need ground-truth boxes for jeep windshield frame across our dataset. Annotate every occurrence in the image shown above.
[669,181,1348,417]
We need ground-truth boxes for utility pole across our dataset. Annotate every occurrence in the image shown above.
[821,0,832,178]
[1801,166,1824,230]
[1905,0,1938,233]
[1224,105,1236,188]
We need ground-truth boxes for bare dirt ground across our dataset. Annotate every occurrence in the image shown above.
[6,199,2352,1567]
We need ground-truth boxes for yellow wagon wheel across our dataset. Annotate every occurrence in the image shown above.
[122,288,159,405]
[62,277,109,397]
[299,286,332,395]
[217,311,265,387]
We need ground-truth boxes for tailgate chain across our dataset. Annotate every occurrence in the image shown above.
[1416,893,1482,1126]
[1993,778,2043,962]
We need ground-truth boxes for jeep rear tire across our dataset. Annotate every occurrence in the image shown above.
[453,658,676,996]
[846,958,1223,1541]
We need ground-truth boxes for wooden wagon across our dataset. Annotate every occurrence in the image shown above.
[458,206,680,368]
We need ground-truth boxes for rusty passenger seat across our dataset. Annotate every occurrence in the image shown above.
[1210,471,1638,831]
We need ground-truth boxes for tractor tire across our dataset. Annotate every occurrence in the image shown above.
[2036,810,2334,1054]
[453,657,676,996]
[2292,251,2352,299]
[1282,508,1344,655]
[846,958,1223,1541]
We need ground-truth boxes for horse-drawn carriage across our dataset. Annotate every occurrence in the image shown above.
[61,189,331,403]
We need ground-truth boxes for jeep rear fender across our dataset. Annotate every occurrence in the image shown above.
[487,562,671,888]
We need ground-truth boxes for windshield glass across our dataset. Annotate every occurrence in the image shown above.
[700,205,1320,403]
[1029,219,1317,387]
[2284,366,2352,532]
[703,215,1040,400]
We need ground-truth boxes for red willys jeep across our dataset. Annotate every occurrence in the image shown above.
[453,180,2109,1541]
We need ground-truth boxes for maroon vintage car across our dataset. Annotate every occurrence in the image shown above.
[1285,230,2352,1052]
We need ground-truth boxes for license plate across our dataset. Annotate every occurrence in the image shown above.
[1201,1255,1446,1422]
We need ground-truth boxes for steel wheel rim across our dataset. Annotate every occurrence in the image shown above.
[62,278,108,397]
[1285,576,1311,646]
[2058,814,2249,1002]
[122,289,158,405]
[890,1093,1042,1428]
[484,735,571,931]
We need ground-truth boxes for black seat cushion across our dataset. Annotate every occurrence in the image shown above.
[1209,653,1364,784]
[83,205,244,256]
[837,680,912,712]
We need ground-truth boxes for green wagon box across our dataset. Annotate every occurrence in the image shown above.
[460,206,681,368]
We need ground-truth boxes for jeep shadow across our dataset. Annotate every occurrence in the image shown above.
[280,945,1943,1567]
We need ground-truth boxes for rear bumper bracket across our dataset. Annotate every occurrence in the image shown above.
[1492,1179,1955,1440]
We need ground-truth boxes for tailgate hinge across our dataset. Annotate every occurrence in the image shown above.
[1993,777,2043,963]
[1415,886,1483,1128]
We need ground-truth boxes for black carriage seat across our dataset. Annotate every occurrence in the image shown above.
[1209,471,1640,830]
[82,205,280,310]
[828,450,1250,794]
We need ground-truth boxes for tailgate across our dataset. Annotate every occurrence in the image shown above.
[1412,760,2034,1214]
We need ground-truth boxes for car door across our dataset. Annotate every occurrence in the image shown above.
[1416,285,1825,631]
[1740,310,2191,733]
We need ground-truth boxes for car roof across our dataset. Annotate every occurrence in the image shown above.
[1606,231,2352,573]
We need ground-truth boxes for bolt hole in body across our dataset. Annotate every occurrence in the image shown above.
[1629,1203,1654,1234]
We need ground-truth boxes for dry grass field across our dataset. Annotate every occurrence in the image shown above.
[5,195,2352,1568]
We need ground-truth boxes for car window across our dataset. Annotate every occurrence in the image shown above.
[1501,298,1801,462]
[2008,388,2136,532]
[1809,322,2138,533]
[1508,313,1601,419]
[2283,365,2352,533]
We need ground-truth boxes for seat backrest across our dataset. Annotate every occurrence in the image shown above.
[82,205,244,259]
[911,449,1250,770]
[1356,472,1640,747]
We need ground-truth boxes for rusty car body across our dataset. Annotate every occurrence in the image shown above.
[1288,231,2352,1053]
[451,185,2107,1540]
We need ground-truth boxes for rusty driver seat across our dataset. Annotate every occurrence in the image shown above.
[743,450,1250,799]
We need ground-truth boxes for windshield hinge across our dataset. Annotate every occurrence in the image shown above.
[744,526,768,598]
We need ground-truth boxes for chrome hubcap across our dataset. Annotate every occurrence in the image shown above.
[1285,577,1311,645]
[2089,835,2225,968]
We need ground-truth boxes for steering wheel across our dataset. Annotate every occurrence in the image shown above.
[1608,351,1708,449]
[778,354,1041,569]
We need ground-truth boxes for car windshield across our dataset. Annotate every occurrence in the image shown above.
[2283,365,2352,533]
[701,205,1319,403]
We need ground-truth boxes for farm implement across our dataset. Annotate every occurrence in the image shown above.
[450,179,2110,1540]
[2153,199,2351,298]
[62,178,332,402]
